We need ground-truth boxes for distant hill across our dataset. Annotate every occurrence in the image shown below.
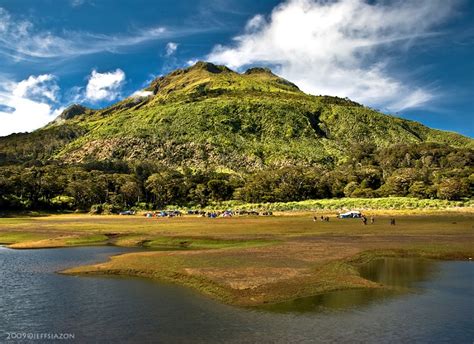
[0,61,472,170]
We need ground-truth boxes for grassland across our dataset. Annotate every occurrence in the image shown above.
[199,197,473,212]
[1,209,473,306]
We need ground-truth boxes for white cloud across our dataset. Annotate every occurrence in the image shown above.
[13,74,59,102]
[66,85,85,104]
[0,7,206,60]
[85,69,125,102]
[0,74,63,136]
[388,88,434,112]
[130,90,153,98]
[208,0,456,111]
[186,59,199,66]
[165,42,179,56]
[245,14,265,32]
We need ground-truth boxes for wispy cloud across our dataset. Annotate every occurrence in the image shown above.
[165,42,179,56]
[0,74,63,136]
[0,7,209,60]
[70,0,88,7]
[208,0,458,111]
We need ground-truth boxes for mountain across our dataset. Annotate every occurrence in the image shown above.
[54,104,95,123]
[0,61,472,170]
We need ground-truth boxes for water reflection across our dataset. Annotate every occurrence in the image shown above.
[0,248,472,343]
[260,258,436,313]
[359,257,435,287]
[259,288,400,313]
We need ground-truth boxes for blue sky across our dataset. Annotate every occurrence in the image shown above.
[0,0,472,137]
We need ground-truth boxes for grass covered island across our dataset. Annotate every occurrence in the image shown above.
[1,202,472,307]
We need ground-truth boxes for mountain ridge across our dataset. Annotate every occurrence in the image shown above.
[0,61,472,170]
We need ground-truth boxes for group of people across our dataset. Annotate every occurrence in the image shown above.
[314,214,396,225]
[360,215,375,225]
[313,215,330,222]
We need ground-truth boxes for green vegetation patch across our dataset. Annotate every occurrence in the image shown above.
[349,244,474,264]
[65,234,109,246]
[142,236,279,250]
[211,197,472,211]
[0,232,50,244]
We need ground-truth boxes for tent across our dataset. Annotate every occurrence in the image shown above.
[338,211,362,219]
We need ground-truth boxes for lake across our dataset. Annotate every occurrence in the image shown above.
[0,246,472,343]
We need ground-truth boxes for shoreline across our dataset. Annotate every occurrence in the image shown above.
[59,248,472,307]
[1,211,473,307]
[2,240,470,307]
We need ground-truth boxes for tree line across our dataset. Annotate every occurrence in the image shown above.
[0,143,472,212]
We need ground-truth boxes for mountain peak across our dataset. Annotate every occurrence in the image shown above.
[188,61,234,74]
[148,61,300,98]
[244,67,274,76]
[56,104,93,122]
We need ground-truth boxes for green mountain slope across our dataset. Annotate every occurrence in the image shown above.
[0,61,472,170]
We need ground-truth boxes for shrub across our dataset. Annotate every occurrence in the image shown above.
[89,204,103,214]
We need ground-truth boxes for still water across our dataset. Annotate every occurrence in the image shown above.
[0,246,472,343]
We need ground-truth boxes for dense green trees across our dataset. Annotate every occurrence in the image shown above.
[0,142,472,212]
[436,178,470,200]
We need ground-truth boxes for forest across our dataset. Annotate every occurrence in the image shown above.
[1,142,472,213]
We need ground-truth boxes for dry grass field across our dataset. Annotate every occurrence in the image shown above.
[1,210,473,306]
